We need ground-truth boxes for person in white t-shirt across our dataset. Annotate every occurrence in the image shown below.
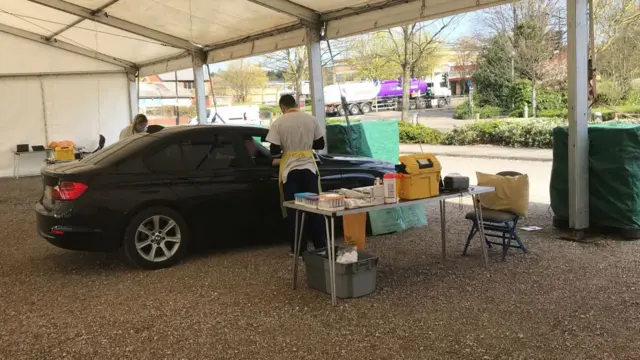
[266,94,326,255]
[119,114,148,141]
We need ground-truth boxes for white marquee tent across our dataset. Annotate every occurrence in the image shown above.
[0,0,590,231]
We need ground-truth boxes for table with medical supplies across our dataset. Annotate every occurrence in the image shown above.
[285,185,496,306]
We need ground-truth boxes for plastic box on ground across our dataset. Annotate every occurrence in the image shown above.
[302,247,378,299]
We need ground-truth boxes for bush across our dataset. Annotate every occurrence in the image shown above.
[454,101,473,119]
[443,118,565,148]
[454,101,503,119]
[478,105,503,118]
[537,90,568,111]
[398,121,444,144]
[539,109,568,118]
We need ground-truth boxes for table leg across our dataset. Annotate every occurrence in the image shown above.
[440,199,446,261]
[324,216,337,306]
[473,195,490,268]
[330,216,337,306]
[292,210,306,289]
[14,154,19,179]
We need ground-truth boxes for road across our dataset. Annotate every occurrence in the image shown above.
[439,156,552,204]
[342,107,476,132]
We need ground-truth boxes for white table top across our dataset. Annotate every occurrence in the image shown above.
[284,185,495,217]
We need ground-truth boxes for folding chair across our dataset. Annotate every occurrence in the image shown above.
[462,171,527,260]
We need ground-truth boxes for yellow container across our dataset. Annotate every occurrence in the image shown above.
[397,154,442,200]
[343,213,367,250]
[55,146,75,161]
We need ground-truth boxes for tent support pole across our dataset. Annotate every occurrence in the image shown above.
[192,52,208,125]
[306,26,327,154]
[567,0,590,233]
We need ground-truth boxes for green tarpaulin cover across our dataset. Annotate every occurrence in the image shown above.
[326,120,400,163]
[550,123,640,229]
[326,120,426,235]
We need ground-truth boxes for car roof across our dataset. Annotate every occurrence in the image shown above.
[151,124,267,137]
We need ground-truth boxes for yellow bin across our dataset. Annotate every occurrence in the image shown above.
[55,146,75,161]
[397,154,442,200]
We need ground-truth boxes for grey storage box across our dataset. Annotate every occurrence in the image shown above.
[302,247,379,299]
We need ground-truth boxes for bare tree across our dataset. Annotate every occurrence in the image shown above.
[383,17,460,122]
[482,0,562,116]
[453,36,481,79]
[481,0,564,48]
[262,41,346,101]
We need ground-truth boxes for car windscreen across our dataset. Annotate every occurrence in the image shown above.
[81,133,155,165]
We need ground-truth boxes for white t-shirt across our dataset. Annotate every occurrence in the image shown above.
[266,110,324,183]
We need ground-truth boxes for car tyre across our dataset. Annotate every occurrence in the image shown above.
[437,98,447,108]
[337,105,346,117]
[409,100,417,110]
[123,206,190,270]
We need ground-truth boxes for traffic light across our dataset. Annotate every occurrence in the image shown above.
[441,72,448,84]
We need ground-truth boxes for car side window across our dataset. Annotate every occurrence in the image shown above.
[186,137,236,170]
[146,143,186,172]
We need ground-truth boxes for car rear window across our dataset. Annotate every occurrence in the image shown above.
[81,134,155,165]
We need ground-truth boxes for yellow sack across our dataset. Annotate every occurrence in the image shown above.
[476,172,530,217]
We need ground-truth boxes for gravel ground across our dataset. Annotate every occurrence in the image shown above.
[1,176,639,360]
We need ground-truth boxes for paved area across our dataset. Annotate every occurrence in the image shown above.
[401,144,553,162]
[2,158,640,359]
[438,156,552,203]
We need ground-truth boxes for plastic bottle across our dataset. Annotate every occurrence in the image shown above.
[383,173,398,204]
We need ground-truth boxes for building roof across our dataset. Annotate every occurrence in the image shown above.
[0,0,511,76]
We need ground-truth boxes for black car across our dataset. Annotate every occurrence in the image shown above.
[36,125,394,269]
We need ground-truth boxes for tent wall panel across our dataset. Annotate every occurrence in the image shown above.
[0,32,122,75]
[42,74,129,154]
[0,78,47,178]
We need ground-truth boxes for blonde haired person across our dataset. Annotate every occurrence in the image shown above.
[119,114,148,141]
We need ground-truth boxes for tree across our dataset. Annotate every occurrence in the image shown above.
[382,18,459,122]
[262,41,346,101]
[217,60,267,103]
[513,20,554,116]
[347,32,402,81]
[473,34,513,109]
[453,36,480,80]
[592,0,640,103]
[481,0,563,116]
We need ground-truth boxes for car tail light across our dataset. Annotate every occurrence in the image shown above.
[243,112,247,121]
[51,181,88,200]
[50,228,64,235]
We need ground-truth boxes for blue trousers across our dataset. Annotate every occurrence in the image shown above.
[283,169,327,252]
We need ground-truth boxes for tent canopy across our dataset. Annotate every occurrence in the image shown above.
[0,0,510,76]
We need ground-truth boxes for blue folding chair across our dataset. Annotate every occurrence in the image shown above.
[463,171,527,260]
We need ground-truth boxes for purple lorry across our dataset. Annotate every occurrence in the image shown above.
[325,78,445,117]
[377,78,429,98]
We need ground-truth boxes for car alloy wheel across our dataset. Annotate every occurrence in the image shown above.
[123,206,189,270]
[135,215,181,263]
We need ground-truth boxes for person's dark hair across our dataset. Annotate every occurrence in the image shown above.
[279,94,297,109]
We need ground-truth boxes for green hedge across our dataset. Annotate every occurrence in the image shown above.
[398,121,444,144]
[536,105,640,121]
[443,118,565,148]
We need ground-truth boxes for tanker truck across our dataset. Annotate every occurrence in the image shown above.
[324,77,450,117]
